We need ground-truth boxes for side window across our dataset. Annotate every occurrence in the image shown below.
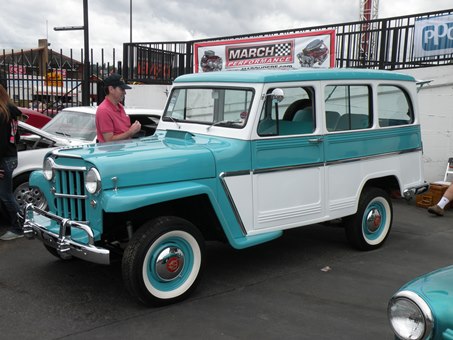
[325,85,371,132]
[258,87,315,136]
[378,85,414,126]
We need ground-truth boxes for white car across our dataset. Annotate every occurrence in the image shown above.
[14,106,162,210]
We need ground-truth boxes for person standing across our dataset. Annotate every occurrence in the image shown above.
[0,85,24,240]
[96,73,141,143]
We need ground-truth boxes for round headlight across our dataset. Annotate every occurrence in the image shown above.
[43,158,55,181]
[388,291,434,340]
[85,168,101,194]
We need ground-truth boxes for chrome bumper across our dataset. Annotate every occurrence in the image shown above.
[403,182,429,200]
[19,204,110,265]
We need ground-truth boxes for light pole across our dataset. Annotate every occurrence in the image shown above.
[130,0,133,44]
[54,0,90,106]
[129,0,133,80]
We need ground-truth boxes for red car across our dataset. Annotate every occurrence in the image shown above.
[18,107,52,129]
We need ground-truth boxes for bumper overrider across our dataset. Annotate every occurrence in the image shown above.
[19,203,110,265]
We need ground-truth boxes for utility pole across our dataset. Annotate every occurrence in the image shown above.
[54,0,90,105]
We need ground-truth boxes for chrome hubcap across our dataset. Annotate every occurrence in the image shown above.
[366,208,382,233]
[155,246,185,281]
[14,183,47,210]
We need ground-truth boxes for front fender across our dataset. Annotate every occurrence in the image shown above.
[102,181,282,250]
[29,170,55,211]
[102,181,215,212]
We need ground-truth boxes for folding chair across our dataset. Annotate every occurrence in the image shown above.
[444,157,453,182]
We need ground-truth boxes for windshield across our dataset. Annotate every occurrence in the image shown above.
[163,87,254,128]
[42,110,96,141]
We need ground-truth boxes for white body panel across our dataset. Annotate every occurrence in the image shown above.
[225,151,423,235]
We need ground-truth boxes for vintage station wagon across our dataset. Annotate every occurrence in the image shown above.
[21,68,427,306]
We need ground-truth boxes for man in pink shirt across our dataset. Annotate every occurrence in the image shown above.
[96,73,141,143]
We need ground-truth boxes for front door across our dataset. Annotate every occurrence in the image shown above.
[250,86,325,233]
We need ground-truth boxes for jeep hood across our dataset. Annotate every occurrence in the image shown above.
[54,130,216,189]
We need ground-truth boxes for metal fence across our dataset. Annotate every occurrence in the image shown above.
[123,8,453,83]
[0,45,120,116]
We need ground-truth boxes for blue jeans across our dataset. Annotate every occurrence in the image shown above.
[0,157,22,234]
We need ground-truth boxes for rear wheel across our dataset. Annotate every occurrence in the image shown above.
[122,216,205,306]
[344,187,393,250]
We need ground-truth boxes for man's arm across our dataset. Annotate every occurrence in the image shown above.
[102,120,142,142]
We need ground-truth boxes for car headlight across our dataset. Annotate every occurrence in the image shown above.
[43,158,55,181]
[85,168,101,194]
[388,290,434,340]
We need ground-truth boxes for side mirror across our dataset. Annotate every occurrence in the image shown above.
[271,88,284,102]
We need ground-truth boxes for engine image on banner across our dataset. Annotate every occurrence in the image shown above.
[193,30,336,73]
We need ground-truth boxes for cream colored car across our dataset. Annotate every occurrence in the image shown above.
[14,106,161,210]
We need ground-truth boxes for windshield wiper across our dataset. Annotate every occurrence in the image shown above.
[54,131,71,137]
[163,116,181,129]
[206,119,243,131]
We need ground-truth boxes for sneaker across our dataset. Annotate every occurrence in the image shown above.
[0,231,24,241]
[428,205,444,216]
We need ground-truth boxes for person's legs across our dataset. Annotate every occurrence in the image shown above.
[428,184,453,216]
[0,157,22,237]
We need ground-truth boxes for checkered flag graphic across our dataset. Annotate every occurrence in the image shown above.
[274,43,292,56]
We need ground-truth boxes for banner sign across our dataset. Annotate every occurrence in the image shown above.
[9,65,26,75]
[193,30,336,73]
[414,14,453,58]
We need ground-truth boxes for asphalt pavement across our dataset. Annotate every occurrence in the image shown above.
[1,198,452,340]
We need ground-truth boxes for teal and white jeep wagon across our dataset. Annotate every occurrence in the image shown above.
[21,69,428,306]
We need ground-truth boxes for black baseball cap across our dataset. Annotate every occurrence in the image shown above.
[103,73,131,89]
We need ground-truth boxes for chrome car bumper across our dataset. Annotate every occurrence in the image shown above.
[403,182,429,200]
[19,204,110,265]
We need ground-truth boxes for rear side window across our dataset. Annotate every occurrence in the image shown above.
[325,85,372,132]
[377,85,414,126]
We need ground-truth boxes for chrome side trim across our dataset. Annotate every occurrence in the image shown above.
[253,162,324,175]
[325,147,422,167]
[223,148,422,177]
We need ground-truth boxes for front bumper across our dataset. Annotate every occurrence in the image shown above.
[19,204,110,265]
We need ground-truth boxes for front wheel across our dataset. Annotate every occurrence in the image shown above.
[122,216,205,306]
[344,187,393,251]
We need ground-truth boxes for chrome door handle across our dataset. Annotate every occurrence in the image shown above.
[308,138,324,143]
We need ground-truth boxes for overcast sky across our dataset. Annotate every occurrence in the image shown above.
[1,0,452,60]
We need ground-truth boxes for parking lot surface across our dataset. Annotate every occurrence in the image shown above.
[1,199,452,340]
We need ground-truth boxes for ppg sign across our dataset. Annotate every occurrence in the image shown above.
[414,14,453,57]
[422,22,453,51]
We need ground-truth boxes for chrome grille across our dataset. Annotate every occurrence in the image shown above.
[54,169,87,222]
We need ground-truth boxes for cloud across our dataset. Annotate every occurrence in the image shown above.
[0,0,452,62]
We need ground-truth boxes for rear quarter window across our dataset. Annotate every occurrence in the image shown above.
[377,85,414,127]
